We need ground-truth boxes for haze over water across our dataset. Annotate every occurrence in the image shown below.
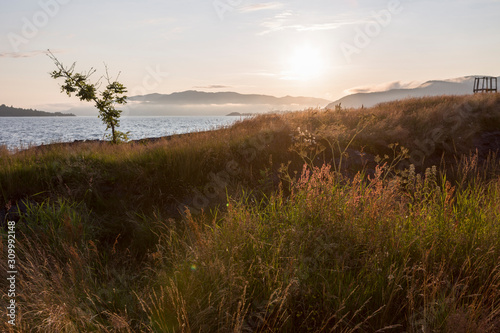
[0,116,241,150]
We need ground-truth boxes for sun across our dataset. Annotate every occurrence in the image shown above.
[285,45,326,81]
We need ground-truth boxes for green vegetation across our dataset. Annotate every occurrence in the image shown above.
[48,51,128,143]
[1,93,500,332]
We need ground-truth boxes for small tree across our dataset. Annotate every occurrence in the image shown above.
[48,51,128,143]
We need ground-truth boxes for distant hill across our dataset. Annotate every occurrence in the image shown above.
[226,112,255,116]
[117,90,331,116]
[327,76,499,109]
[129,90,330,107]
[0,104,75,117]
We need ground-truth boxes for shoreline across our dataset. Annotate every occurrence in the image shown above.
[5,129,219,153]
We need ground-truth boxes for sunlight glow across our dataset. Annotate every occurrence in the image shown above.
[284,45,326,81]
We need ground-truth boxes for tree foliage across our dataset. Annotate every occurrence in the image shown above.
[48,50,128,143]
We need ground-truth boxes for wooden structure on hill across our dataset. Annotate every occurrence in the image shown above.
[473,76,497,93]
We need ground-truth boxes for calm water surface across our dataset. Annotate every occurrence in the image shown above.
[0,116,242,150]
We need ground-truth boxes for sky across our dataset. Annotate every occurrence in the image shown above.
[1,0,500,113]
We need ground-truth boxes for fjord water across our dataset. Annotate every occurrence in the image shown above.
[0,116,242,150]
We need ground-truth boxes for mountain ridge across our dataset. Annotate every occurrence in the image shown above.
[327,76,499,109]
[129,90,331,107]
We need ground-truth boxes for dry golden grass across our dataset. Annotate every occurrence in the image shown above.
[1,94,500,331]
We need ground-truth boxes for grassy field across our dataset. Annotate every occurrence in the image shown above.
[1,93,500,332]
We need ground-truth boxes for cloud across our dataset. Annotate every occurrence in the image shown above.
[259,21,348,35]
[345,80,423,94]
[0,49,65,58]
[238,2,283,13]
[0,50,48,58]
[345,0,359,6]
[293,23,348,31]
[241,71,279,78]
[193,85,232,89]
[33,101,88,113]
[137,17,177,26]
[258,11,365,35]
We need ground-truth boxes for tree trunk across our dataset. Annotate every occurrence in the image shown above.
[111,123,116,143]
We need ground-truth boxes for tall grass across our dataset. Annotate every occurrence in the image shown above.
[139,161,500,332]
[0,94,500,331]
[0,199,148,332]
